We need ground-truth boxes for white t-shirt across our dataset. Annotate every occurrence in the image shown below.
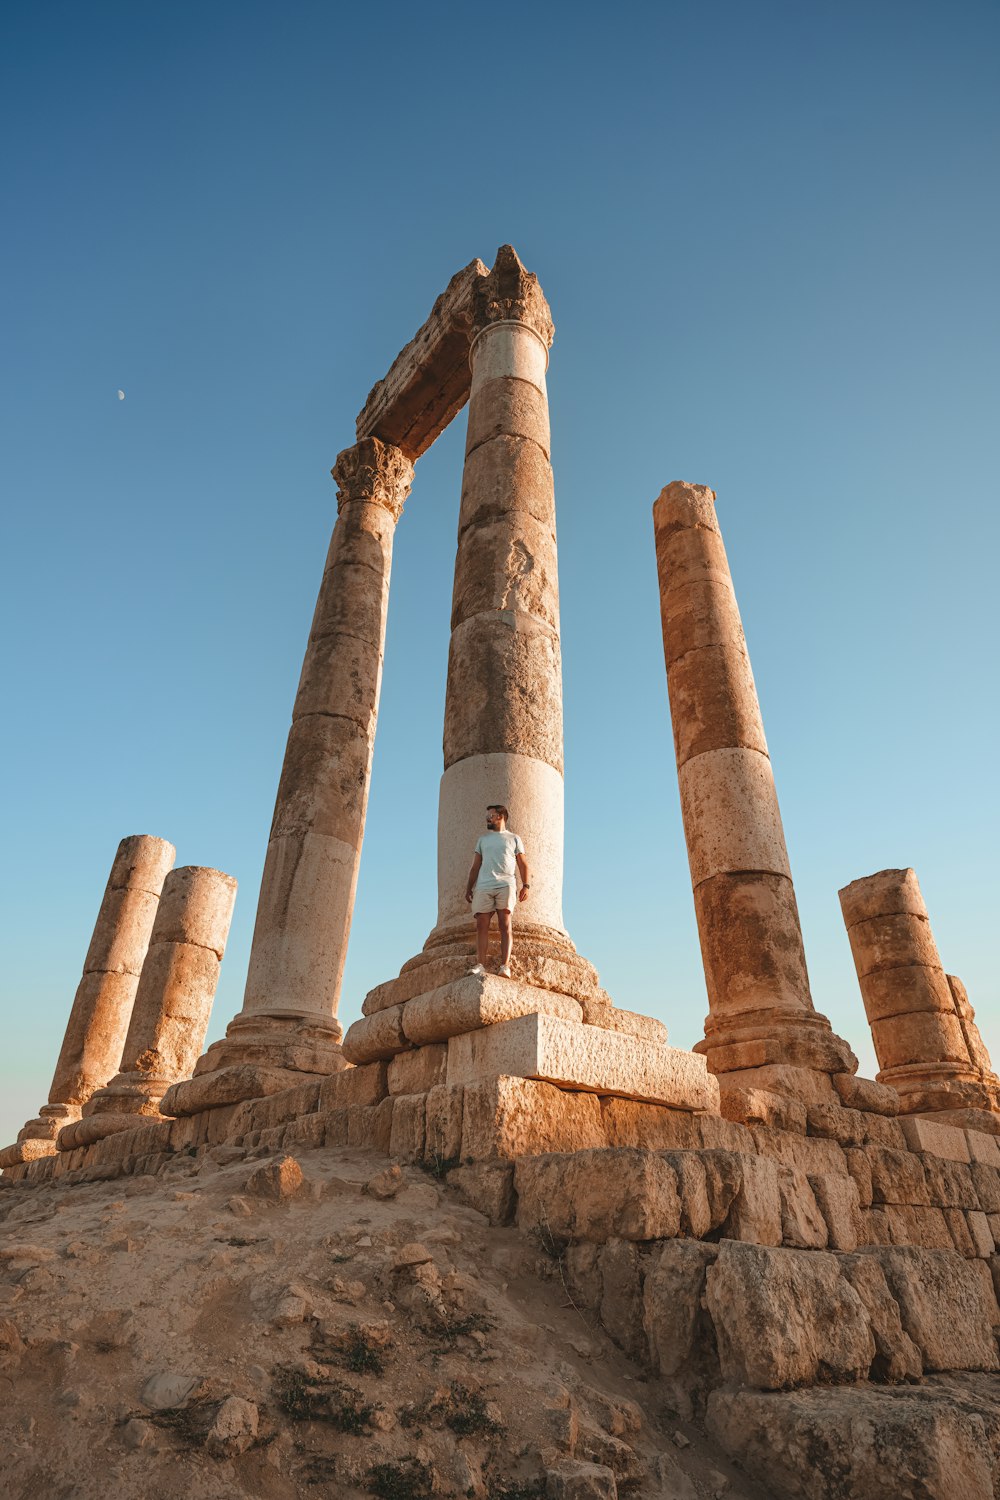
[475,830,525,888]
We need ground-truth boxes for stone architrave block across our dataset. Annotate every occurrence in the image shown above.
[514,1148,681,1243]
[865,1245,1000,1371]
[446,1012,719,1111]
[402,975,583,1047]
[900,1114,972,1162]
[461,1075,606,1161]
[704,1242,875,1389]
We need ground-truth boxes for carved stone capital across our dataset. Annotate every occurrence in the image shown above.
[472,244,554,350]
[332,437,414,521]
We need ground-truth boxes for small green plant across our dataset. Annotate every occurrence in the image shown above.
[399,1383,504,1439]
[419,1152,460,1180]
[273,1366,374,1433]
[368,1458,434,1500]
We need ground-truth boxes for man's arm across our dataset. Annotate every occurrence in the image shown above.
[465,852,482,903]
[516,851,530,902]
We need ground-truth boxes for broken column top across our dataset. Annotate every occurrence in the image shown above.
[839,868,927,929]
[355,246,550,463]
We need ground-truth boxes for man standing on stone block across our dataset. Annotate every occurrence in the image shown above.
[465,804,530,979]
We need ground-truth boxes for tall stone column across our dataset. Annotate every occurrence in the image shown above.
[0,834,175,1168]
[163,438,413,1115]
[418,246,581,971]
[654,481,856,1104]
[839,867,1000,1121]
[59,866,237,1147]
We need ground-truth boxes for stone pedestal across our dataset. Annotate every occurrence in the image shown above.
[839,867,1000,1120]
[653,482,856,1105]
[0,834,175,1168]
[163,439,413,1116]
[60,866,237,1147]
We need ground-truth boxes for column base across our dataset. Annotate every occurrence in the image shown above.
[878,1062,1000,1118]
[696,1007,859,1107]
[161,1011,347,1117]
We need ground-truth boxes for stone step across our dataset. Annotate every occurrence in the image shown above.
[446,1012,719,1111]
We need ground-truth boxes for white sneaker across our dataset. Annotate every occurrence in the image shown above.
[498,964,512,979]
[468,962,487,976]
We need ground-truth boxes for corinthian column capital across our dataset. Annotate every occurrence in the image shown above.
[332,436,414,522]
[472,244,554,351]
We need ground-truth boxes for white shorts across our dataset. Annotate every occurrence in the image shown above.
[472,883,516,914]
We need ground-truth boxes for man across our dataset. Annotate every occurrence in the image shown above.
[464,804,530,979]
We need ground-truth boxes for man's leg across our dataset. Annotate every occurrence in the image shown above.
[475,912,492,966]
[497,909,513,970]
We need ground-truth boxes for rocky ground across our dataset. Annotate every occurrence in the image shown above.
[0,1141,766,1500]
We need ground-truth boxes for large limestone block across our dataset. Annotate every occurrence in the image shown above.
[678,748,791,885]
[839,1254,922,1382]
[461,1076,606,1161]
[446,1012,719,1111]
[241,829,358,1017]
[451,513,559,632]
[845,911,942,979]
[161,1063,311,1117]
[704,1242,875,1389]
[0,1139,57,1169]
[305,558,389,650]
[659,575,747,672]
[465,376,550,458]
[832,1072,899,1116]
[403,975,582,1048]
[293,629,383,727]
[643,1240,718,1375]
[859,964,955,1023]
[600,1099,701,1151]
[706,1386,995,1500]
[470,319,548,392]
[693,872,812,1015]
[82,886,163,977]
[872,1011,971,1071]
[152,866,237,956]
[317,1062,388,1111]
[667,639,768,766]
[458,434,555,535]
[863,1245,1000,1371]
[424,1084,464,1165]
[900,1114,972,1162]
[809,1173,862,1251]
[515,1148,681,1242]
[387,1044,448,1095]
[778,1167,829,1249]
[54,970,143,1105]
[443,610,563,771]
[719,1152,783,1245]
[269,713,375,845]
[341,1004,408,1064]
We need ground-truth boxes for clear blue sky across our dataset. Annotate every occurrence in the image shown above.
[2,1,998,1145]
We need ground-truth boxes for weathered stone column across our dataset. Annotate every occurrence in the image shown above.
[654,481,856,1104]
[0,834,175,1167]
[59,866,237,1147]
[839,867,1000,1122]
[419,246,579,970]
[163,438,413,1115]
